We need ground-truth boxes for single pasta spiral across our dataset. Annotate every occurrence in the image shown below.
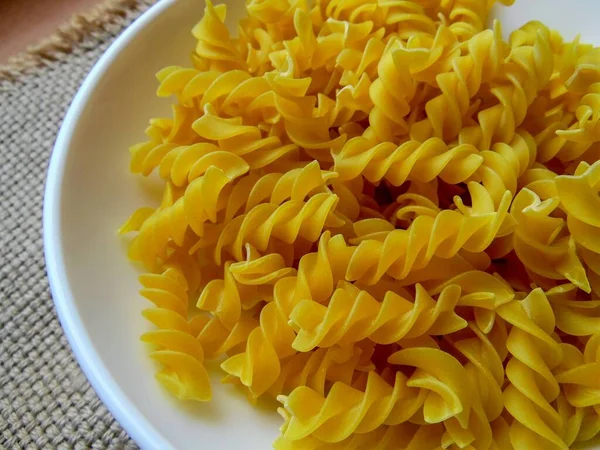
[537,47,600,163]
[447,322,507,423]
[556,161,600,296]
[214,190,345,264]
[310,0,387,31]
[346,183,514,284]
[290,281,466,350]
[511,176,590,292]
[193,313,258,360]
[121,152,250,269]
[278,348,472,443]
[140,267,211,401]
[380,0,437,39]
[547,283,600,337]
[471,129,537,208]
[367,37,418,142]
[442,0,514,41]
[497,289,566,449]
[191,0,246,72]
[555,333,600,444]
[557,333,600,408]
[333,135,483,186]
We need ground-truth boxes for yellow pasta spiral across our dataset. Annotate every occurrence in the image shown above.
[410,22,506,142]
[442,0,513,42]
[497,288,567,449]
[278,348,472,443]
[460,22,554,151]
[333,135,483,186]
[122,152,250,268]
[471,129,537,208]
[547,283,600,337]
[380,0,437,39]
[511,178,590,292]
[290,281,466,350]
[140,267,211,401]
[220,298,296,398]
[310,0,387,30]
[346,183,513,284]
[367,37,417,142]
[556,333,600,416]
[192,313,258,360]
[214,190,345,264]
[191,0,246,72]
[537,46,600,163]
[447,322,506,424]
[556,160,600,295]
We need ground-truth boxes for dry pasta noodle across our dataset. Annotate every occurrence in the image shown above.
[118,0,600,448]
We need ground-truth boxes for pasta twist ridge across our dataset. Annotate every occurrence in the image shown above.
[447,322,506,423]
[367,37,418,142]
[191,313,258,360]
[310,0,387,30]
[378,0,437,39]
[537,47,600,163]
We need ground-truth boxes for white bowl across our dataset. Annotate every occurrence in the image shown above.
[44,0,600,449]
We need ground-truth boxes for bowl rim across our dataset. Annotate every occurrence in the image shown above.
[43,1,177,449]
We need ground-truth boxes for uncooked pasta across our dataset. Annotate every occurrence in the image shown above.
[119,0,600,448]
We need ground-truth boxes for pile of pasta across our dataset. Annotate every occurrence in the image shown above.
[119,0,600,448]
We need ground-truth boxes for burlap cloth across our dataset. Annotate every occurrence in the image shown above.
[0,1,156,448]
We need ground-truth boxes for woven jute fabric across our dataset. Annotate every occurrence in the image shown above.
[0,1,156,448]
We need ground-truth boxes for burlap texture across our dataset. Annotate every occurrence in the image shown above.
[0,1,155,448]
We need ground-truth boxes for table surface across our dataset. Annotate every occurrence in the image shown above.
[0,0,102,64]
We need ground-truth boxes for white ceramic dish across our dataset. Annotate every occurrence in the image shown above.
[44,0,600,449]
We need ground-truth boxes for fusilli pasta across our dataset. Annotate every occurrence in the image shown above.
[118,0,600,447]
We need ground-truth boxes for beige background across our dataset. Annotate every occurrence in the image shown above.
[0,0,101,64]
